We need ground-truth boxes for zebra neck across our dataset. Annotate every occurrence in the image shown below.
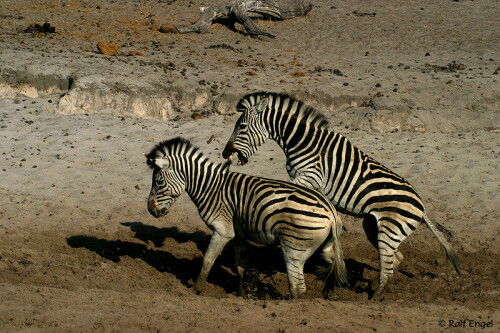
[184,157,224,212]
[266,112,311,155]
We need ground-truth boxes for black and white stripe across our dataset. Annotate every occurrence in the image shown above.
[146,137,347,298]
[222,92,460,300]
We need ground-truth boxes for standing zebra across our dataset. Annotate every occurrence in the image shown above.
[222,92,460,300]
[146,137,347,298]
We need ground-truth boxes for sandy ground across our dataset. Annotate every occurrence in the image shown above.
[1,0,499,332]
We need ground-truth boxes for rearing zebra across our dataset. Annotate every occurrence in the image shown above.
[222,92,461,300]
[146,137,347,298]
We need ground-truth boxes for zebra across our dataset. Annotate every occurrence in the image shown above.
[146,137,347,299]
[222,92,461,300]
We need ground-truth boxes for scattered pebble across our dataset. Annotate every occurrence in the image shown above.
[24,22,56,34]
[291,70,305,77]
[97,41,120,56]
[333,69,343,76]
[191,112,202,120]
[159,24,178,34]
[128,50,144,56]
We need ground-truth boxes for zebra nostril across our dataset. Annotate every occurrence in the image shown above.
[148,197,158,214]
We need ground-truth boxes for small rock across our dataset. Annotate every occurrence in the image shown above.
[128,50,144,56]
[247,71,257,76]
[191,112,202,120]
[159,24,178,33]
[333,69,343,76]
[97,41,120,56]
[24,22,55,33]
[291,70,305,77]
[237,59,248,67]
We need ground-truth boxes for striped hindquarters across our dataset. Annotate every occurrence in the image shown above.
[286,128,424,221]
[225,173,335,246]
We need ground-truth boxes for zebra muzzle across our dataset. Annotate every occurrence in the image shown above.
[147,197,168,218]
[222,142,248,165]
[222,142,235,159]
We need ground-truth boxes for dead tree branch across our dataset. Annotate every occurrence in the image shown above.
[175,0,313,39]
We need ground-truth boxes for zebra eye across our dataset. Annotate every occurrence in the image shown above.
[239,123,248,130]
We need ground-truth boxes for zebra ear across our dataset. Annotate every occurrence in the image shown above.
[254,96,268,113]
[151,158,171,169]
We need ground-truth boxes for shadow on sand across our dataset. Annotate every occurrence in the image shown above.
[67,221,380,299]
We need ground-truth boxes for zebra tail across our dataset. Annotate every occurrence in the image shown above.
[331,215,348,287]
[423,213,461,274]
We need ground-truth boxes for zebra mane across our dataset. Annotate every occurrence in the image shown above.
[146,137,230,173]
[237,92,329,129]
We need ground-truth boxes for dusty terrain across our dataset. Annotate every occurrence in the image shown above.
[0,0,499,332]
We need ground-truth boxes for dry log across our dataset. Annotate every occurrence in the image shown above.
[175,0,313,39]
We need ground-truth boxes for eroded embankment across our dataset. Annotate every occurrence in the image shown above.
[1,65,499,133]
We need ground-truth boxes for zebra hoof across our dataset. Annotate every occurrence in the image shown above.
[369,287,386,301]
[192,283,205,295]
[321,288,336,300]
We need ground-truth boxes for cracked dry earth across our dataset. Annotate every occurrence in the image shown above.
[0,0,499,332]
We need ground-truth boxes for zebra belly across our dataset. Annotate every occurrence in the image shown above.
[233,200,331,247]
[233,221,280,246]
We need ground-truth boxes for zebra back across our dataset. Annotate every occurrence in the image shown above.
[237,92,329,129]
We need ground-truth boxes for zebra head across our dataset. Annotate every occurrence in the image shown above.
[222,95,269,165]
[146,154,185,218]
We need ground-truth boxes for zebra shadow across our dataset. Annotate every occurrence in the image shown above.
[66,221,288,298]
[66,233,206,288]
[67,222,381,299]
[120,222,385,299]
[121,221,288,299]
[120,221,210,251]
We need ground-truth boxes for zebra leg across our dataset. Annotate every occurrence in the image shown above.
[280,244,314,299]
[194,231,232,293]
[363,215,404,272]
[394,250,404,271]
[232,237,247,297]
[283,256,307,299]
[371,217,412,300]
